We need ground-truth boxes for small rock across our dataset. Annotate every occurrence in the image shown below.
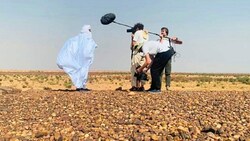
[115,87,122,91]
[51,113,57,117]
[245,137,250,141]
[9,138,19,141]
[128,92,135,95]
[144,136,151,141]
[216,123,222,129]
[201,126,216,133]
[54,132,63,141]
[133,119,143,125]
[139,128,149,133]
[177,126,189,132]
[71,134,79,141]
[35,131,48,138]
[151,134,159,140]
[233,135,240,140]
[0,86,21,94]
[189,126,200,135]
[166,135,174,141]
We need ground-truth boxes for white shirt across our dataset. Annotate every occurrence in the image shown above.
[158,39,172,53]
[142,39,171,55]
[133,30,147,44]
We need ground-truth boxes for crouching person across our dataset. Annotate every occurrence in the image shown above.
[136,37,181,93]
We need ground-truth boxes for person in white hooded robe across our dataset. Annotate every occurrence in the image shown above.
[57,25,97,91]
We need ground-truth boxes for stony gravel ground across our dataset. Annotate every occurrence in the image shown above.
[0,90,250,141]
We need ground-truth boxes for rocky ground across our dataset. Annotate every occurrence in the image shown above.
[0,88,250,141]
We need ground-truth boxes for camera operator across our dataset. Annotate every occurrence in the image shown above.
[129,23,149,91]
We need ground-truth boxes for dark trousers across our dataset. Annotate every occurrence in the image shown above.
[160,58,172,87]
[150,48,175,90]
[165,58,172,87]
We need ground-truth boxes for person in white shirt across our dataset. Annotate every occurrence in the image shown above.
[160,27,182,91]
[136,28,182,93]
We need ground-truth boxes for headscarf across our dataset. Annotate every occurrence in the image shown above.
[80,25,92,38]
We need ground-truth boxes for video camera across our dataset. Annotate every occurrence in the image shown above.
[134,71,148,81]
[126,27,136,34]
[127,23,144,34]
[134,65,149,81]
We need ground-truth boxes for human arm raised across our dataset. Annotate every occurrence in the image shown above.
[170,37,183,44]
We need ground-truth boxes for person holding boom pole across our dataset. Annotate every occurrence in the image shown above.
[160,27,182,91]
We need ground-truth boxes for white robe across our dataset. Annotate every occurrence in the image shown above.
[57,25,97,88]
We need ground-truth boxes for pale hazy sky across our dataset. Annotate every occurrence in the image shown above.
[0,0,249,73]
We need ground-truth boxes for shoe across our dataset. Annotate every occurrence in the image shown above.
[76,88,91,92]
[76,88,82,91]
[148,89,161,93]
[137,87,145,92]
[129,86,137,91]
[82,88,91,91]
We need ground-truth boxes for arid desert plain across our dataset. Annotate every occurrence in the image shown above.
[0,71,250,140]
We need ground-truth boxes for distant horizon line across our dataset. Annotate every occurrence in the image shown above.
[0,69,249,75]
